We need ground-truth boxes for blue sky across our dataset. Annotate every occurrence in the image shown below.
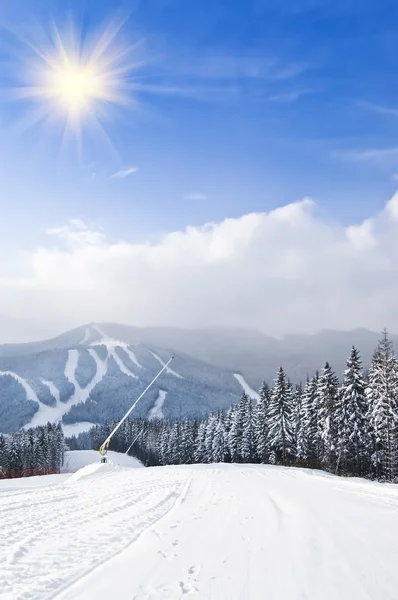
[0,0,397,247]
[0,0,398,339]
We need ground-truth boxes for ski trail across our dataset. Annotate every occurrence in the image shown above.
[149,351,183,379]
[41,380,60,404]
[0,371,58,432]
[62,422,96,438]
[91,324,143,375]
[26,349,109,429]
[64,349,80,385]
[123,347,143,369]
[79,327,91,345]
[2,465,398,600]
[233,373,260,402]
[0,371,40,404]
[0,467,190,600]
[110,348,138,379]
[149,390,167,419]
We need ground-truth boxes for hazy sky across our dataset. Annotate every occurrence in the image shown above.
[0,0,397,342]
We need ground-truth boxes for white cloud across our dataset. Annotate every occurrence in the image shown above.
[266,89,314,102]
[184,192,208,201]
[358,101,398,119]
[333,147,398,166]
[111,166,139,179]
[2,195,398,340]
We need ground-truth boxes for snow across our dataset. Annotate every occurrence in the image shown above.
[79,327,91,345]
[26,348,109,429]
[0,371,40,404]
[14,324,147,431]
[234,373,260,401]
[0,371,65,433]
[90,324,142,375]
[62,422,96,437]
[148,390,167,419]
[41,379,60,404]
[2,464,398,600]
[149,350,183,378]
[61,450,143,473]
[123,346,143,369]
[110,346,138,379]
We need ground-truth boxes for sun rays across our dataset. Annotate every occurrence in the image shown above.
[9,14,142,149]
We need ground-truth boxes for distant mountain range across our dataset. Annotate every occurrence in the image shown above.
[0,322,392,434]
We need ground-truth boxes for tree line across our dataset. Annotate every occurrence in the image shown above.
[78,330,398,481]
[0,423,65,478]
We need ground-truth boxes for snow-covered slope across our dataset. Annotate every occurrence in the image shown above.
[0,325,245,433]
[1,464,398,600]
[61,450,143,472]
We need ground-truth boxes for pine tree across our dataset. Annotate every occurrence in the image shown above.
[317,362,339,471]
[297,375,319,465]
[268,367,295,465]
[336,346,369,476]
[296,379,309,463]
[254,382,270,463]
[366,330,398,480]
[0,434,8,476]
[168,423,181,464]
[204,415,218,463]
[228,399,244,463]
[194,421,207,464]
[212,417,226,463]
[240,396,255,463]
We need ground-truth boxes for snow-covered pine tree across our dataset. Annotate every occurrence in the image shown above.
[222,407,234,463]
[194,421,207,464]
[254,382,270,463]
[366,330,398,480]
[268,367,295,465]
[0,434,6,475]
[291,383,303,460]
[298,374,319,466]
[296,379,309,464]
[204,415,218,463]
[240,395,255,463]
[179,420,196,464]
[228,399,244,463]
[212,416,226,463]
[317,362,339,472]
[168,423,181,464]
[336,346,370,476]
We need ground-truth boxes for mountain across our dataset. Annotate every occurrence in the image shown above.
[0,324,247,434]
[0,322,392,434]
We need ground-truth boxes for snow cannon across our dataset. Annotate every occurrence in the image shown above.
[98,356,175,463]
[99,442,109,463]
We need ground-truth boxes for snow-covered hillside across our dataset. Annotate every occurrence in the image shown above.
[61,449,143,472]
[1,462,398,600]
[0,324,253,433]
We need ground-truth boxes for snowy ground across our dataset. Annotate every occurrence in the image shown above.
[61,450,143,472]
[1,460,398,600]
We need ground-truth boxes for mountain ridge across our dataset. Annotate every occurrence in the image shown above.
[0,322,394,435]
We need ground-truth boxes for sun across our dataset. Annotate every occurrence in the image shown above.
[11,15,141,144]
[49,62,103,114]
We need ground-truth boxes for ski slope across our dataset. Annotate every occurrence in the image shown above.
[233,373,260,401]
[2,462,398,600]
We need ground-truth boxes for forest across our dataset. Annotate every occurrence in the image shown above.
[2,330,398,482]
[0,423,65,478]
[72,330,398,482]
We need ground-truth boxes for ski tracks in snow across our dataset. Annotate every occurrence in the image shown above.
[0,468,191,600]
[2,465,398,599]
